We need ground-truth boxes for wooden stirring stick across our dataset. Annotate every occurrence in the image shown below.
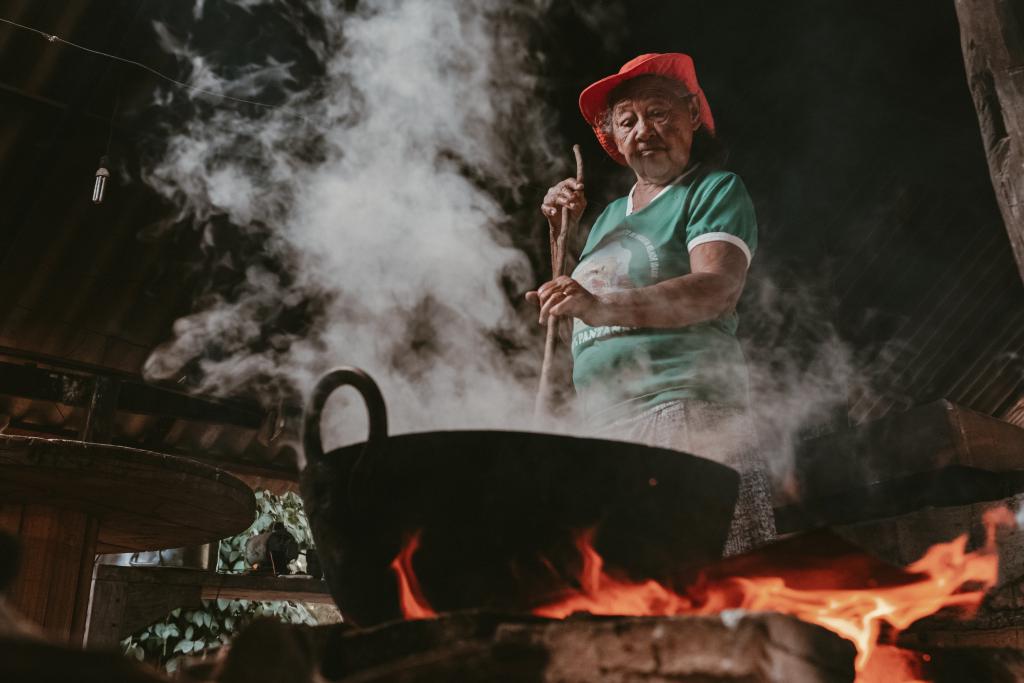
[534,144,584,424]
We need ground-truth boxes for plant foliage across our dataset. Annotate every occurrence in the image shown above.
[121,490,318,672]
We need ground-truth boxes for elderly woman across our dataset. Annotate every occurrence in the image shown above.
[527,53,775,556]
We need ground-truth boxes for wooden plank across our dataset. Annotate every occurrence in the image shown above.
[199,575,333,604]
[0,358,264,430]
[11,504,59,627]
[91,564,331,603]
[8,504,95,641]
[955,0,1024,281]
[84,567,131,649]
[85,564,332,646]
[40,507,89,638]
[85,565,202,650]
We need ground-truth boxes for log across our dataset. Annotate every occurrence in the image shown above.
[313,612,856,683]
[777,400,1024,532]
[955,0,1024,281]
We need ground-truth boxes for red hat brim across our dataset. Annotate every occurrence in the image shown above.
[578,53,715,166]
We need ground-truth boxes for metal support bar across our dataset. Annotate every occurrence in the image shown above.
[82,376,121,444]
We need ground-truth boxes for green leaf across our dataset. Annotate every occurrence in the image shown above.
[232,560,245,572]
[185,626,194,641]
[193,639,206,652]
[170,608,181,618]
[192,612,205,627]
[173,640,192,654]
[217,599,230,611]
[166,658,179,673]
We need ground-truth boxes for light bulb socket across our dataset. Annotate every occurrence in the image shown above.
[92,156,111,205]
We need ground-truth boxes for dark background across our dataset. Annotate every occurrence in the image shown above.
[537,0,1021,424]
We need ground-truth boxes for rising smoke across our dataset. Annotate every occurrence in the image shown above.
[142,0,883,494]
[143,0,571,448]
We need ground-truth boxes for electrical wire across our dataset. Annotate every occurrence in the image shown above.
[0,15,310,118]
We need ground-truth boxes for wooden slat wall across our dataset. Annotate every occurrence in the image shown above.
[3,503,97,642]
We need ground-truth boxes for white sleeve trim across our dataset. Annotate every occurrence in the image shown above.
[687,232,753,266]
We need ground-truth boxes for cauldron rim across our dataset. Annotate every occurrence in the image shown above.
[322,427,741,473]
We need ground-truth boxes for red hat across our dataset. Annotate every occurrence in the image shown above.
[578,53,715,166]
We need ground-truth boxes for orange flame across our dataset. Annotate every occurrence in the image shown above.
[858,645,928,683]
[391,509,1012,681]
[389,531,436,620]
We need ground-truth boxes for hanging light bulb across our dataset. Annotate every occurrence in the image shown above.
[92,155,110,204]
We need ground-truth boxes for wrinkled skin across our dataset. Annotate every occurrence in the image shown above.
[527,79,747,329]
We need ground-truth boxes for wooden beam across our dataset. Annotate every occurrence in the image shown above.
[955,0,1024,281]
[84,564,332,649]
[0,360,266,430]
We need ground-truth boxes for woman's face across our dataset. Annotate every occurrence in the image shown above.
[610,84,700,184]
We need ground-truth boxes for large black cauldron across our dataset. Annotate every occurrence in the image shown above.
[300,367,740,625]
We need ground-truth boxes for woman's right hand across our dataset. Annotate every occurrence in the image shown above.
[541,178,586,230]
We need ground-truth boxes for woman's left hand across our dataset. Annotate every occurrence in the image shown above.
[525,276,602,326]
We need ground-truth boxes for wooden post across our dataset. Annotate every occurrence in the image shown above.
[81,376,120,444]
[955,0,1024,281]
[1,502,98,642]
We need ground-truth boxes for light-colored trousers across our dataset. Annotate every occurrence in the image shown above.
[598,399,777,557]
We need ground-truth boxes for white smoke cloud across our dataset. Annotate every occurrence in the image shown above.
[142,0,894,498]
[144,0,572,451]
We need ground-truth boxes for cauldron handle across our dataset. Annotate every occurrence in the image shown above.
[303,367,388,501]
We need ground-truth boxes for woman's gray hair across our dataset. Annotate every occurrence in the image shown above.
[598,73,727,168]
[597,74,696,136]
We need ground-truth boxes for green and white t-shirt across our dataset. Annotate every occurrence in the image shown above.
[570,166,758,420]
